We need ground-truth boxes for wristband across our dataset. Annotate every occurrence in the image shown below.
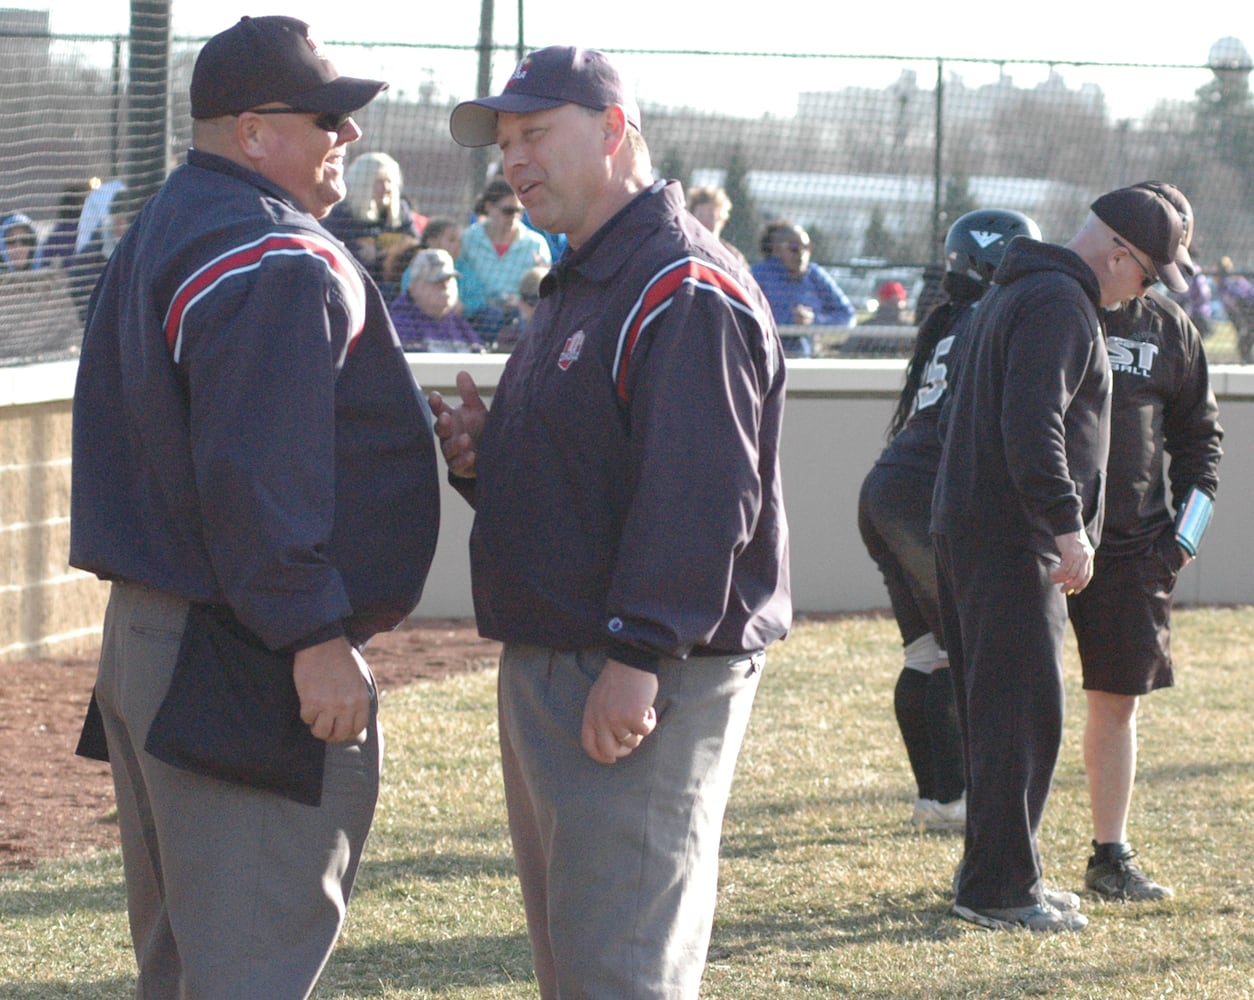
[1174,486,1214,557]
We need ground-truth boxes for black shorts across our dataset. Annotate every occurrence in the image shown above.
[1067,528,1185,696]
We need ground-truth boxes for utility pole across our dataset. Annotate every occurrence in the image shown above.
[124,0,170,216]
[471,0,495,195]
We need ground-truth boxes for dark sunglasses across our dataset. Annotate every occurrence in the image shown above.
[1112,236,1157,289]
[244,107,355,134]
[495,204,523,216]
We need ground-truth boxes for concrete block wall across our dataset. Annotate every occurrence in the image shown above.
[1,363,109,660]
[3,356,1252,662]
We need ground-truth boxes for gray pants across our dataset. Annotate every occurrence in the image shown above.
[498,643,763,1000]
[95,582,381,1000]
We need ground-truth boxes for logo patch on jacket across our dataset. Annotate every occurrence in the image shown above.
[558,330,585,370]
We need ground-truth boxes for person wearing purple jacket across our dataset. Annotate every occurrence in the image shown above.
[389,247,484,352]
[435,45,791,999]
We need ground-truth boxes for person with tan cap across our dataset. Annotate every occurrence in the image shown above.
[70,16,441,996]
[389,247,483,351]
[436,44,790,999]
[931,184,1188,932]
[1070,181,1222,904]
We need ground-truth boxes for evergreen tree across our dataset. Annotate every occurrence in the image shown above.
[862,205,897,260]
[1194,43,1254,202]
[942,172,979,225]
[721,146,761,262]
[657,148,690,190]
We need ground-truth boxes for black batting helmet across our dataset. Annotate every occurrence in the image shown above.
[944,209,1041,286]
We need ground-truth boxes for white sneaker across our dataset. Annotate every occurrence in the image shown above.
[911,795,966,832]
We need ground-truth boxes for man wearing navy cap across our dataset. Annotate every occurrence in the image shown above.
[436,45,791,998]
[71,16,440,996]
[932,184,1187,932]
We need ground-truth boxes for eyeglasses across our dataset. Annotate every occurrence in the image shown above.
[783,242,812,254]
[243,107,355,134]
[1112,236,1157,289]
[495,204,523,216]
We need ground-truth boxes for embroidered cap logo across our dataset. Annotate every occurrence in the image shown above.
[508,57,532,87]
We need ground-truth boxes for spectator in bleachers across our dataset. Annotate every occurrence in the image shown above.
[864,279,909,325]
[751,219,855,357]
[69,178,129,320]
[390,248,483,352]
[1167,270,1213,339]
[457,177,551,337]
[41,181,95,320]
[42,180,92,268]
[1,213,41,271]
[1215,256,1254,362]
[686,184,747,265]
[380,234,421,300]
[420,217,463,258]
[493,264,548,352]
[0,211,81,357]
[323,151,424,295]
[418,218,484,317]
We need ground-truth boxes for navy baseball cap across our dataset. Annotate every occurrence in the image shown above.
[1090,185,1190,293]
[191,16,387,119]
[450,46,641,147]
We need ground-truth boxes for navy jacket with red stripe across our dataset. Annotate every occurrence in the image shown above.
[70,149,440,651]
[467,181,791,670]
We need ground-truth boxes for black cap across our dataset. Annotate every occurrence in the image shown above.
[1131,181,1197,279]
[1090,185,1190,293]
[190,16,387,119]
[450,46,641,147]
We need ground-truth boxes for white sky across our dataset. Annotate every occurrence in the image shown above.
[40,0,1245,64]
[29,1,1253,120]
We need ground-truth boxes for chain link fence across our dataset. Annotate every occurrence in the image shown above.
[2,29,1252,364]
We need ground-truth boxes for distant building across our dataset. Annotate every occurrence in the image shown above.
[690,167,1087,263]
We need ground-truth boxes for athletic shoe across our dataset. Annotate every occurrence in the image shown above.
[911,795,965,832]
[951,901,1089,932]
[1085,848,1174,902]
[1042,887,1082,913]
[949,876,1081,914]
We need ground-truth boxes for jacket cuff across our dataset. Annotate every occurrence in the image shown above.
[286,620,346,653]
[605,637,662,675]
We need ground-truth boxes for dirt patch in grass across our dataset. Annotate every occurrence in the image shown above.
[0,618,499,870]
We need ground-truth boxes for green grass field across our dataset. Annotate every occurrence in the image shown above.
[3,608,1252,999]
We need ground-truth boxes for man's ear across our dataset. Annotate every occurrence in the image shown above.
[235,113,268,162]
[601,105,628,152]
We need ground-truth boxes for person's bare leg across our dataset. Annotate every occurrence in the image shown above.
[1084,689,1137,844]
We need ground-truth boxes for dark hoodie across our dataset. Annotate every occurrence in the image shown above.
[931,237,1111,557]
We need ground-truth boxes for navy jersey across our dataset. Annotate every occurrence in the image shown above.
[71,149,440,649]
[468,181,791,671]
